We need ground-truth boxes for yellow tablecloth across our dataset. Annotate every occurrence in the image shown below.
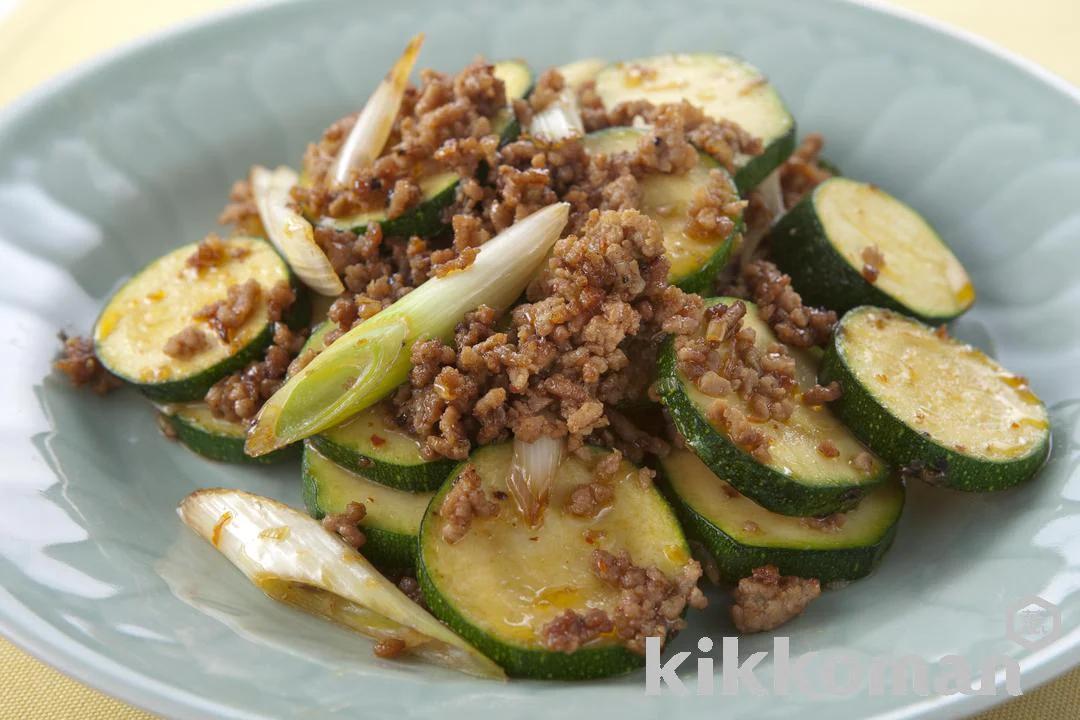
[0,1,1077,718]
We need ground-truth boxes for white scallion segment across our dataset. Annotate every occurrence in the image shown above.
[740,168,782,266]
[507,435,567,527]
[178,488,503,679]
[841,309,1048,461]
[528,89,584,142]
[251,165,344,297]
[557,58,606,89]
[246,203,570,456]
[815,178,975,316]
[331,34,424,185]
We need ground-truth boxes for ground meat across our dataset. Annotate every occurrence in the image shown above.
[185,233,250,271]
[861,244,885,283]
[778,133,834,209]
[743,260,837,348]
[321,501,367,550]
[217,180,264,237]
[162,326,210,359]
[386,179,422,220]
[803,381,842,406]
[591,549,707,654]
[540,608,614,653]
[393,209,701,463]
[685,169,746,241]
[194,279,262,342]
[266,281,296,323]
[817,439,840,458]
[54,334,122,394]
[731,565,821,633]
[565,449,625,518]
[373,638,408,659]
[204,322,306,422]
[528,68,566,114]
[432,246,479,277]
[439,463,500,543]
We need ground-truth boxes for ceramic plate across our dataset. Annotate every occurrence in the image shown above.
[1,0,1078,717]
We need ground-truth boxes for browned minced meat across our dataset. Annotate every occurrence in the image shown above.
[540,608,614,653]
[292,60,510,221]
[54,334,122,394]
[321,501,367,551]
[373,637,408,659]
[802,381,842,406]
[817,439,840,459]
[731,565,821,634]
[162,326,211,360]
[801,513,846,532]
[204,322,307,422]
[591,549,707,654]
[778,133,834,209]
[185,233,250,271]
[393,209,704,463]
[217,181,265,237]
[439,463,500,543]
[861,244,886,283]
[685,169,746,241]
[565,448,623,518]
[675,300,799,461]
[743,260,837,348]
[194,279,261,342]
[527,68,567,114]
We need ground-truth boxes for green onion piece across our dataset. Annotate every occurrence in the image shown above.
[246,202,570,456]
[178,488,504,679]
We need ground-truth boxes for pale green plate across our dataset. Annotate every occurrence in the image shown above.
[0,0,1078,718]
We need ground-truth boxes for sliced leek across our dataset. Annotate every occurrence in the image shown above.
[251,165,344,297]
[506,435,566,526]
[331,34,424,184]
[246,203,570,456]
[178,488,504,679]
[528,89,584,143]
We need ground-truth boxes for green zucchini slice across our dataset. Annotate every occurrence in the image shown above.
[302,443,433,571]
[160,403,298,465]
[659,448,904,584]
[593,53,796,192]
[418,443,694,680]
[94,236,304,402]
[820,307,1051,491]
[317,59,532,238]
[657,298,888,516]
[582,127,741,292]
[769,177,975,323]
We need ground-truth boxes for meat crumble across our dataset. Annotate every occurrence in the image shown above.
[743,259,837,348]
[730,564,820,633]
[204,322,307,423]
[861,244,885,283]
[163,326,211,360]
[194,279,262,342]
[541,608,614,653]
[54,334,122,394]
[321,501,367,551]
[439,463,501,543]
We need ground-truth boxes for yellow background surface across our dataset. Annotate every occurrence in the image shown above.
[0,0,1077,718]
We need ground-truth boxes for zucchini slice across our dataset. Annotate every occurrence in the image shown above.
[593,53,796,192]
[160,403,298,465]
[659,448,904,584]
[582,127,741,292]
[820,307,1051,491]
[302,443,433,570]
[769,178,975,323]
[657,298,888,516]
[418,443,693,680]
[317,59,532,239]
[94,237,305,402]
[311,403,455,492]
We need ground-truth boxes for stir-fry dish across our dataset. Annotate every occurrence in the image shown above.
[55,38,1051,680]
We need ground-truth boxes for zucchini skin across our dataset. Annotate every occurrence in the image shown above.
[733,123,796,194]
[301,449,418,571]
[656,336,887,516]
[657,469,902,584]
[671,223,738,295]
[163,412,298,465]
[308,434,455,493]
[768,189,961,324]
[819,322,1051,492]
[416,463,645,680]
[341,179,459,239]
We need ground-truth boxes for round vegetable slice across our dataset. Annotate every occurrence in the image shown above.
[302,443,433,570]
[160,403,298,465]
[820,306,1051,491]
[418,443,696,680]
[94,236,306,402]
[659,448,904,584]
[582,127,742,292]
[769,177,975,323]
[656,298,889,516]
[593,53,796,192]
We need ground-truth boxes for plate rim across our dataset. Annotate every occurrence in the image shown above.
[0,0,1078,718]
